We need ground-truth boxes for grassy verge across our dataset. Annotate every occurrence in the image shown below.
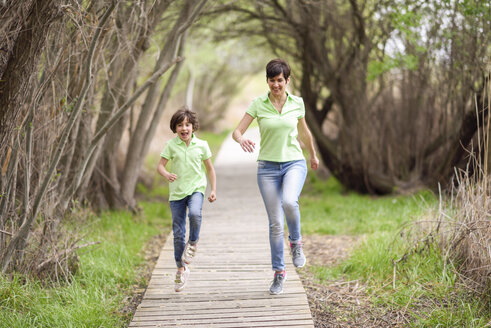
[301,172,491,326]
[0,202,171,328]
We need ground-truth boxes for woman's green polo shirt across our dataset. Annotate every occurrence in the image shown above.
[160,134,212,201]
[246,92,305,162]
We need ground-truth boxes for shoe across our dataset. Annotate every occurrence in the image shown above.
[182,242,197,265]
[269,271,286,295]
[175,267,190,292]
[290,241,306,268]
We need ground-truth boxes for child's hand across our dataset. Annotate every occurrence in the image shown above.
[208,191,216,203]
[164,172,178,182]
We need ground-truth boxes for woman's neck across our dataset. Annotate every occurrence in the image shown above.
[269,92,287,103]
[269,92,287,113]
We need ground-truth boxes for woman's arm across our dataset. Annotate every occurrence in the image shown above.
[298,118,319,170]
[232,113,256,153]
[157,158,177,182]
[203,158,216,202]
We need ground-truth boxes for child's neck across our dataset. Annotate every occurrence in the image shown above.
[179,134,192,146]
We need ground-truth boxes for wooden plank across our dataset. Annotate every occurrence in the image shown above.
[137,295,310,309]
[132,313,313,323]
[143,285,306,292]
[133,305,310,316]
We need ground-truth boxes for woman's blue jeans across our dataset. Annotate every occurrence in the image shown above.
[257,159,307,271]
[169,192,203,268]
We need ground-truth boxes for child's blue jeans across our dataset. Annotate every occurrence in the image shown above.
[257,159,307,272]
[169,192,204,268]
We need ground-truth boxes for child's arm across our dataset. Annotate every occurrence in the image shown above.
[203,158,216,202]
[157,158,177,182]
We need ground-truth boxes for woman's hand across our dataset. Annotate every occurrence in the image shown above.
[238,137,255,153]
[310,155,319,170]
[208,191,216,203]
[164,172,178,182]
[233,113,255,152]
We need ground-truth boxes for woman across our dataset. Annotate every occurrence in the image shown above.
[232,58,319,295]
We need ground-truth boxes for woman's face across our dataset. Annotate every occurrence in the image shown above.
[267,73,289,97]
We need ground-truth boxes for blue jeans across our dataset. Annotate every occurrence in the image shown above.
[169,192,204,268]
[257,159,307,271]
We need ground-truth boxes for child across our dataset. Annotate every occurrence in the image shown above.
[157,107,217,292]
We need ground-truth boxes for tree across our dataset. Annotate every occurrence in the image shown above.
[210,0,490,193]
[0,0,209,275]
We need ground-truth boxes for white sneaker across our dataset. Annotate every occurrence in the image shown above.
[182,242,197,265]
[175,267,190,292]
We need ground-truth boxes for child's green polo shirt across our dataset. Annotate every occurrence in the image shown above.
[246,92,305,162]
[160,134,212,201]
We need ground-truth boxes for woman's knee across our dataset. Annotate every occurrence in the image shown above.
[282,198,299,213]
[269,219,283,235]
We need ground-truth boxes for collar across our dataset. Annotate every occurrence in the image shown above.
[261,91,292,103]
[176,133,196,145]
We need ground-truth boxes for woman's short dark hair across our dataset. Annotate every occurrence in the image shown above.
[170,107,199,133]
[266,58,291,80]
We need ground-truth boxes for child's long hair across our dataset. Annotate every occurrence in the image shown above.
[170,107,199,133]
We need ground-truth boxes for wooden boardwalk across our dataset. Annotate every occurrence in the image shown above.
[130,130,314,327]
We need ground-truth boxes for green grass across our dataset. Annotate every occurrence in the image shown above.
[301,172,491,326]
[300,173,434,235]
[0,202,171,328]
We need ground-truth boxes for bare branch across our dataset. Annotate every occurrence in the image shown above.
[0,0,118,273]
[0,229,12,236]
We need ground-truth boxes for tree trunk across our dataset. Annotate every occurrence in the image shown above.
[120,0,208,208]
[86,0,175,209]
[0,1,116,273]
[141,34,187,161]
[0,0,61,174]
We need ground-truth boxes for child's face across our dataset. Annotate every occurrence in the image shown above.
[176,117,193,143]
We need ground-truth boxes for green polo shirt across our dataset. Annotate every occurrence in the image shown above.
[160,134,212,201]
[246,92,305,162]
